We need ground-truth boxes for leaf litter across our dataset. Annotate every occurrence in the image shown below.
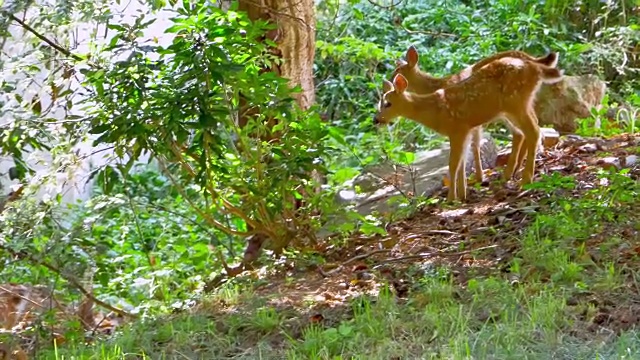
[191,133,640,354]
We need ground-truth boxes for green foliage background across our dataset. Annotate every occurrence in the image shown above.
[0,0,638,331]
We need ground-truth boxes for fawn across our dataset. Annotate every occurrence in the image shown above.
[374,57,564,201]
[0,283,123,360]
[392,46,559,183]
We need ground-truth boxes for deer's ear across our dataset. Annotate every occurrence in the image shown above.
[406,46,419,67]
[382,80,394,93]
[393,74,408,93]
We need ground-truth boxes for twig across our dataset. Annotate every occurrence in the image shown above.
[318,249,391,277]
[77,145,116,162]
[147,203,224,248]
[366,0,405,9]
[3,12,101,68]
[515,189,533,199]
[156,157,252,238]
[400,24,457,38]
[348,141,415,207]
[0,185,25,213]
[0,244,138,319]
[422,229,460,236]
[0,285,47,308]
[0,284,93,330]
[122,178,151,266]
[323,0,341,36]
[241,0,315,30]
[1,187,133,319]
[372,244,498,269]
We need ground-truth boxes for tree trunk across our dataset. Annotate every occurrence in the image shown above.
[235,0,317,268]
[238,0,316,110]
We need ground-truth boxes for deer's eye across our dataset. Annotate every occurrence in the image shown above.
[383,101,391,108]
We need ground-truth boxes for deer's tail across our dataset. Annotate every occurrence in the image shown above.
[538,64,564,84]
[535,52,559,68]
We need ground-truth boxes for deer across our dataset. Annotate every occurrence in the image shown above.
[0,283,123,359]
[374,57,564,201]
[392,46,559,183]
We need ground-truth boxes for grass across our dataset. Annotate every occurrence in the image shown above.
[35,153,640,359]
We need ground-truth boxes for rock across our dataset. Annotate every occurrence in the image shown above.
[595,155,638,172]
[534,75,606,134]
[494,128,553,168]
[623,155,638,168]
[495,149,511,168]
[541,128,560,148]
[474,132,500,173]
[578,143,598,153]
[352,132,499,196]
[316,134,499,238]
[597,157,621,171]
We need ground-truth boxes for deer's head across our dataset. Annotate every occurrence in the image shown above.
[373,74,409,125]
[391,45,420,81]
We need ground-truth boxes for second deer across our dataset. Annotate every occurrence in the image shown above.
[392,46,559,183]
[374,57,564,201]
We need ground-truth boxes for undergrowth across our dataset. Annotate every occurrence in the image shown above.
[1,0,639,358]
[41,166,640,359]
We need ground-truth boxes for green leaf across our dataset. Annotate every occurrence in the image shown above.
[360,222,387,236]
[397,151,415,165]
[89,124,112,134]
[165,24,186,34]
[107,24,127,32]
[327,127,348,147]
[333,167,360,184]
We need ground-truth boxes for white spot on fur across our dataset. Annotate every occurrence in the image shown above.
[435,89,446,98]
[14,298,28,316]
[499,57,526,68]
[458,66,473,81]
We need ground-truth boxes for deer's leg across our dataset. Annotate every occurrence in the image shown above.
[448,133,468,201]
[471,126,484,183]
[513,143,528,179]
[513,111,544,179]
[518,110,541,185]
[503,123,525,181]
[456,141,468,202]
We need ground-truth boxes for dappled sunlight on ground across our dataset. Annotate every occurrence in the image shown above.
[243,133,640,334]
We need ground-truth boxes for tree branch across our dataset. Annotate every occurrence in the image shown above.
[3,11,101,68]
[156,157,253,238]
[366,0,405,9]
[318,249,391,277]
[372,244,498,269]
[399,23,457,38]
[0,243,138,319]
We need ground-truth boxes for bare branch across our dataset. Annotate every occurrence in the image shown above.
[0,243,138,319]
[372,244,498,269]
[400,23,457,38]
[318,249,391,277]
[366,0,405,9]
[3,11,101,68]
[241,0,315,30]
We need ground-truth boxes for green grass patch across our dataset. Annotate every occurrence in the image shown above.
[40,169,640,359]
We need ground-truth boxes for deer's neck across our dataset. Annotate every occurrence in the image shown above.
[399,92,450,135]
[410,68,451,93]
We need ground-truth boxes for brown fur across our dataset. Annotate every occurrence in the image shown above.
[375,57,563,201]
[0,284,122,359]
[392,46,559,182]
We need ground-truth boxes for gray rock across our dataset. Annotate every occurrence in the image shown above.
[534,75,606,134]
[316,133,499,238]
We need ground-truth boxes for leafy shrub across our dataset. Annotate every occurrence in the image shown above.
[315,0,639,174]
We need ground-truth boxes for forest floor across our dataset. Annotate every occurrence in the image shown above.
[47,133,640,359]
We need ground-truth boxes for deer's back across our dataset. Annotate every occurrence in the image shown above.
[438,61,544,127]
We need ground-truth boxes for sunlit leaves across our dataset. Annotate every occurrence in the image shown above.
[78,2,330,246]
